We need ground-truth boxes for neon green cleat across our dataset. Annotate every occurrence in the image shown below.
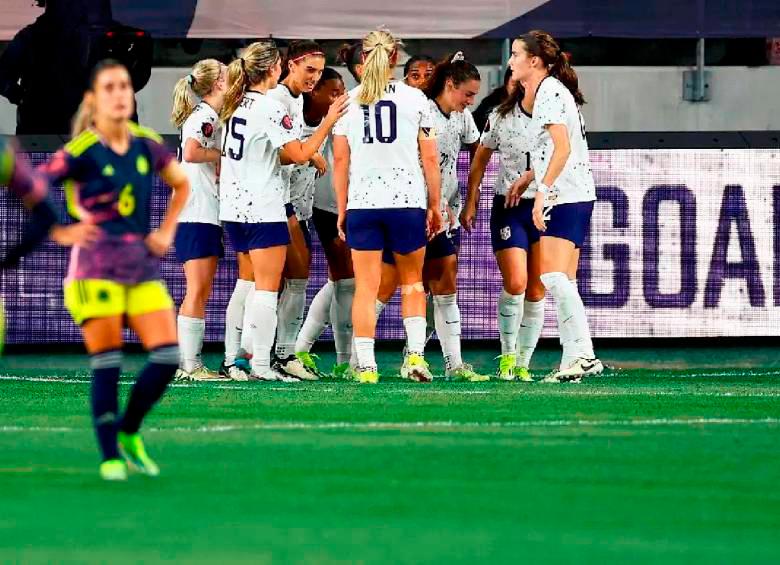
[401,353,433,382]
[356,368,379,384]
[446,363,490,382]
[99,459,128,481]
[515,366,533,382]
[496,353,517,381]
[295,351,323,377]
[332,363,355,380]
[118,432,160,477]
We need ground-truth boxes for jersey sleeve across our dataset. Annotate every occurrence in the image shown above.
[3,146,50,206]
[418,93,436,130]
[461,109,480,145]
[479,111,501,150]
[145,138,175,173]
[182,110,217,147]
[265,105,300,149]
[534,81,568,127]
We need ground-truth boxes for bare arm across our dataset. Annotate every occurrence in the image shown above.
[332,135,350,240]
[540,124,570,189]
[419,134,442,238]
[147,159,190,256]
[182,137,220,164]
[280,94,349,165]
[460,144,494,232]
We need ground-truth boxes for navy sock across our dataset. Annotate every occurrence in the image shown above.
[90,350,122,462]
[120,344,179,434]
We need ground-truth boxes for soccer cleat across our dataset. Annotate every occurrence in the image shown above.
[515,366,534,382]
[401,353,433,383]
[99,459,128,481]
[496,353,517,381]
[273,355,319,381]
[249,367,299,383]
[174,365,225,382]
[446,363,490,382]
[234,356,252,374]
[332,363,356,380]
[553,357,604,383]
[355,367,379,384]
[295,351,324,378]
[117,432,160,477]
[219,362,249,382]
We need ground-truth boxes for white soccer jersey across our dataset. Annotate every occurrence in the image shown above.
[334,81,434,210]
[268,84,304,201]
[428,100,480,228]
[178,102,221,225]
[288,119,318,221]
[312,133,337,214]
[219,91,298,224]
[480,104,537,199]
[528,76,596,204]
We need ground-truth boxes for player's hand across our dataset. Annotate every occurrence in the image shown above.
[324,94,350,127]
[444,203,456,229]
[337,212,347,242]
[426,206,443,240]
[145,228,175,257]
[505,170,534,208]
[49,223,102,247]
[532,192,548,232]
[460,201,477,233]
[310,153,328,176]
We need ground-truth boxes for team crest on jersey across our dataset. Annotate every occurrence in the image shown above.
[102,164,115,177]
[500,226,511,240]
[136,155,150,175]
[201,122,214,138]
[281,115,293,130]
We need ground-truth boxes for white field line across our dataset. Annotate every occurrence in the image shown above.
[1,417,779,435]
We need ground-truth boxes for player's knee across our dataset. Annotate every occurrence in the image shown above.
[503,273,528,295]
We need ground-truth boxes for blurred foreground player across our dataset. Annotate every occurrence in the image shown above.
[40,60,190,480]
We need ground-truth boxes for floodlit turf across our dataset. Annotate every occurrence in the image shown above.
[1,348,779,564]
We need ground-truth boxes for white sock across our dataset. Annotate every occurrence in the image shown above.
[403,316,427,356]
[375,299,387,319]
[224,279,253,364]
[239,287,255,355]
[178,315,205,372]
[351,300,386,368]
[251,290,278,374]
[540,272,594,368]
[433,293,462,371]
[516,298,546,369]
[353,336,376,370]
[275,278,308,359]
[424,293,436,345]
[498,290,524,355]
[295,281,333,353]
[332,278,355,365]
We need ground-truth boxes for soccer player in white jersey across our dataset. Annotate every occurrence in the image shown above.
[293,69,358,376]
[508,30,603,382]
[462,76,540,382]
[333,28,442,384]
[170,59,228,381]
[219,41,347,382]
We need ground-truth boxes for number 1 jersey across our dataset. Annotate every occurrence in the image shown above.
[334,81,434,211]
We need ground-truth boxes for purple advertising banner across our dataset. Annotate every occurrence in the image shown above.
[1,149,779,344]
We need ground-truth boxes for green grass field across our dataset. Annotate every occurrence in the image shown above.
[1,346,779,564]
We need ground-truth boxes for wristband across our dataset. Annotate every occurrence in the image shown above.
[537,182,551,195]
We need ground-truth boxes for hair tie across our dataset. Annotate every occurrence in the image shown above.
[187,74,196,87]
[240,57,247,72]
[451,51,465,63]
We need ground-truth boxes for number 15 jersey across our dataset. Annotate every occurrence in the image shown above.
[334,80,434,211]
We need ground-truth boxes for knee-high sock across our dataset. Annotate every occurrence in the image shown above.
[332,278,355,365]
[177,315,205,372]
[120,345,179,434]
[540,272,594,368]
[403,316,427,356]
[353,336,376,370]
[352,299,385,367]
[239,282,256,357]
[91,350,122,461]
[515,298,546,369]
[251,290,278,374]
[424,293,436,345]
[498,290,524,355]
[433,293,462,370]
[275,278,308,359]
[225,279,253,364]
[295,281,334,354]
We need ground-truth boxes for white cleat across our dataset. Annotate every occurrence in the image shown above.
[274,356,319,381]
[401,353,433,383]
[248,368,297,382]
[550,357,604,383]
[223,364,249,382]
[174,366,226,382]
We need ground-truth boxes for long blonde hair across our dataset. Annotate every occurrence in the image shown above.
[220,40,280,122]
[357,29,401,105]
[171,58,223,129]
[71,59,128,137]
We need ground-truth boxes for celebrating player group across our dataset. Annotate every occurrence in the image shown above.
[1,27,603,478]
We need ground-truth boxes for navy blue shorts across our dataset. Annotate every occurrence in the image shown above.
[312,208,339,245]
[224,221,290,252]
[174,222,224,262]
[346,208,427,255]
[490,196,540,252]
[427,228,460,260]
[543,201,594,248]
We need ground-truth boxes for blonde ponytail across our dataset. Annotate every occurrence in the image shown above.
[71,99,94,137]
[221,41,280,122]
[357,29,400,105]
[172,58,223,128]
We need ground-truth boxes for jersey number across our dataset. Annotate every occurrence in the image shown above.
[118,183,135,217]
[223,117,246,161]
[361,101,397,144]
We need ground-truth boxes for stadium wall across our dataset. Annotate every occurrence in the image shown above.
[2,66,780,134]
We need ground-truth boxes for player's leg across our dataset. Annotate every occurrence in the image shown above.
[177,256,220,380]
[514,241,546,381]
[222,222,254,379]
